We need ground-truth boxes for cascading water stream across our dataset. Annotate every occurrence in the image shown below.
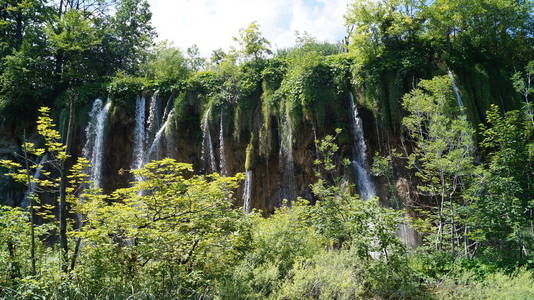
[279,109,297,203]
[146,109,174,161]
[243,170,253,213]
[398,215,418,248]
[201,108,217,174]
[219,112,227,176]
[21,154,48,209]
[348,92,376,200]
[162,96,173,122]
[348,93,381,256]
[82,98,111,189]
[146,91,161,143]
[132,96,146,181]
[448,69,465,109]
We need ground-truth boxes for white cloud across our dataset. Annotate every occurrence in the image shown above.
[148,0,350,57]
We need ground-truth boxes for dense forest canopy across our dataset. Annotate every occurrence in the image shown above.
[0,0,533,299]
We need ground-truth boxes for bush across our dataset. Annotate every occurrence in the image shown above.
[435,269,534,300]
[107,72,152,109]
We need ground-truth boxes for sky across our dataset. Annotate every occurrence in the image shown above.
[148,0,350,57]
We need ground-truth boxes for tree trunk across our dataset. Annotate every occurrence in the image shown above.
[15,9,23,49]
[22,133,36,276]
[7,241,21,280]
[59,94,76,272]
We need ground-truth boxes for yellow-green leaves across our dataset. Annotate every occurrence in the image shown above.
[36,107,68,159]
[74,158,250,291]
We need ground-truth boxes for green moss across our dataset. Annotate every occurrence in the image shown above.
[386,71,403,131]
[107,73,152,112]
[454,64,521,126]
[245,141,254,171]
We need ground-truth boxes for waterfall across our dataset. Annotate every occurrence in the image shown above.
[279,109,297,203]
[201,108,217,174]
[146,109,174,161]
[146,91,161,143]
[21,154,48,209]
[82,98,111,189]
[448,69,465,109]
[132,96,146,180]
[162,96,173,122]
[219,112,227,176]
[398,216,418,248]
[348,92,376,200]
[243,170,253,213]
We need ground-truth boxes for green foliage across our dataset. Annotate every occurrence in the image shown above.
[108,0,155,73]
[219,202,326,298]
[401,78,533,283]
[276,248,422,300]
[234,21,272,61]
[402,75,476,255]
[0,206,45,287]
[186,44,206,72]
[345,0,532,130]
[107,72,151,109]
[512,61,534,125]
[142,42,189,93]
[219,131,421,299]
[434,269,534,300]
[1,1,533,298]
[0,44,52,119]
[465,105,534,267]
[71,159,250,298]
[46,10,101,85]
[276,48,350,131]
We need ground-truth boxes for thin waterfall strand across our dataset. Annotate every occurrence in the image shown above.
[349,92,376,200]
[162,96,173,122]
[243,170,253,213]
[146,109,174,161]
[201,108,217,174]
[398,216,418,248]
[82,98,111,189]
[219,112,227,176]
[21,154,48,209]
[448,69,465,109]
[132,96,146,181]
[279,108,296,203]
[146,91,161,143]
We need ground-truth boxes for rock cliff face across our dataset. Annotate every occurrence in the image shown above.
[82,90,387,215]
[0,85,429,221]
[0,61,519,250]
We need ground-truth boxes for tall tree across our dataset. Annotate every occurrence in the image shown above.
[46,10,101,86]
[234,21,272,61]
[468,105,534,265]
[108,0,155,73]
[402,75,475,254]
[186,44,206,72]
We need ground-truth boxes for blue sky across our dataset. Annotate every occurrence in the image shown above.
[148,0,350,56]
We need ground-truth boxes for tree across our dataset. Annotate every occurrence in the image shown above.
[0,106,87,273]
[75,159,250,297]
[467,105,534,265]
[0,0,48,56]
[143,42,189,87]
[345,0,425,61]
[422,0,533,63]
[186,44,206,72]
[108,0,155,73]
[402,75,475,255]
[233,21,272,61]
[210,48,226,66]
[46,10,101,86]
[0,42,52,119]
[512,61,534,126]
